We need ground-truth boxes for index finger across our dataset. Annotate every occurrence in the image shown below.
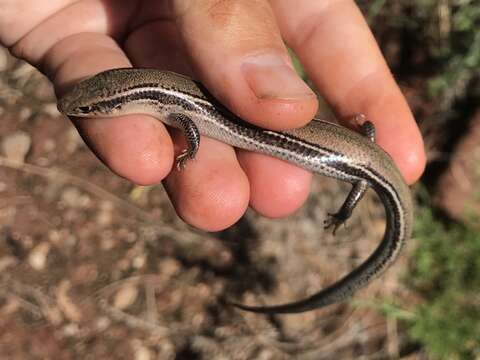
[273,0,426,184]
[48,33,175,186]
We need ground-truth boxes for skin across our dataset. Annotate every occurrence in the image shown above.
[0,0,425,232]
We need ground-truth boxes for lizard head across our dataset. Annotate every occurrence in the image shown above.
[57,68,134,118]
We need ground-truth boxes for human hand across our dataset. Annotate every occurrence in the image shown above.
[1,0,425,231]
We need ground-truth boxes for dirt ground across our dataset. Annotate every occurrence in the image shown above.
[0,49,416,359]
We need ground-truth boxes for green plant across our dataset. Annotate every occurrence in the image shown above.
[366,1,480,108]
[407,207,480,359]
[426,2,480,106]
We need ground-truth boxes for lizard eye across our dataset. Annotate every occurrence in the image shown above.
[78,105,93,114]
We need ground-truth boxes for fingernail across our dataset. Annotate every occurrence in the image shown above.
[241,53,315,101]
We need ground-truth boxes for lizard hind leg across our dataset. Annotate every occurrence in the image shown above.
[324,180,369,235]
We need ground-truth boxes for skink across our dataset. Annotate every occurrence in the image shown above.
[57,68,413,314]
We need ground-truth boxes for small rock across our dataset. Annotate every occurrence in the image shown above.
[61,187,81,207]
[65,127,83,154]
[95,316,111,331]
[132,255,146,269]
[1,131,31,163]
[42,102,61,117]
[28,242,51,270]
[19,107,32,121]
[132,341,151,360]
[113,284,139,310]
[61,187,91,208]
[97,201,113,226]
[159,258,181,277]
[63,323,80,336]
[57,280,82,322]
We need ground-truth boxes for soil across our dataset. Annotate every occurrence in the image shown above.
[0,50,416,359]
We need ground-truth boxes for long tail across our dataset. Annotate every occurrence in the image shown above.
[230,188,406,314]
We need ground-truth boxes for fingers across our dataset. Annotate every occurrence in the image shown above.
[46,32,176,186]
[9,0,315,230]
[14,0,424,233]
[130,0,318,226]
[122,14,253,230]
[272,0,426,184]
[236,152,312,218]
[9,0,135,66]
[171,0,318,130]
[7,1,178,187]
[163,134,250,231]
